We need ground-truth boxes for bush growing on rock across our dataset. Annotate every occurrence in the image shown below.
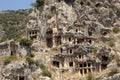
[30,53,35,57]
[26,57,35,65]
[31,0,44,9]
[4,58,11,65]
[20,38,32,46]
[113,27,120,33]
[108,41,115,47]
[86,72,94,80]
[42,69,52,78]
[4,55,17,65]
[39,63,52,77]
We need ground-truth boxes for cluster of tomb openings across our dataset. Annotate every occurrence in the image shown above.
[14,76,26,80]
[46,28,53,48]
[79,63,92,74]
[29,31,38,40]
[79,63,92,67]
[80,69,92,75]
[53,61,59,68]
[86,47,93,53]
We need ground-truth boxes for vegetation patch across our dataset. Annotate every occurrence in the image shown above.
[86,72,94,80]
[20,38,32,47]
[0,9,32,41]
[31,0,44,9]
[35,61,52,78]
[30,52,35,57]
[26,57,35,65]
[108,41,115,47]
[4,55,17,65]
[113,27,120,33]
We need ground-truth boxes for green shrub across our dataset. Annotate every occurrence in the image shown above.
[31,0,44,9]
[4,58,11,65]
[108,41,115,47]
[26,57,35,65]
[35,60,40,66]
[42,69,52,78]
[39,63,52,77]
[109,67,119,76]
[86,72,94,80]
[20,38,32,46]
[8,55,17,60]
[30,53,35,57]
[40,64,46,70]
[113,27,120,33]
[93,47,97,53]
[4,55,17,65]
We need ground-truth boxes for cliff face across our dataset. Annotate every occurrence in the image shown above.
[33,0,120,38]
[36,1,77,37]
[0,0,120,80]
[27,0,120,80]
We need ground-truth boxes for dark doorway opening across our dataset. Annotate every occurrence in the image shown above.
[80,69,83,74]
[84,69,87,74]
[53,61,60,68]
[102,56,108,61]
[88,30,92,36]
[46,38,53,48]
[69,62,73,67]
[56,36,61,46]
[19,76,25,80]
[101,64,107,69]
[89,39,92,44]
[30,36,37,40]
[46,28,53,48]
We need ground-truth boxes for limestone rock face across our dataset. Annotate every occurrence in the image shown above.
[1,61,30,80]
[1,0,120,80]
[28,68,50,80]
[97,73,120,80]
[37,1,77,36]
